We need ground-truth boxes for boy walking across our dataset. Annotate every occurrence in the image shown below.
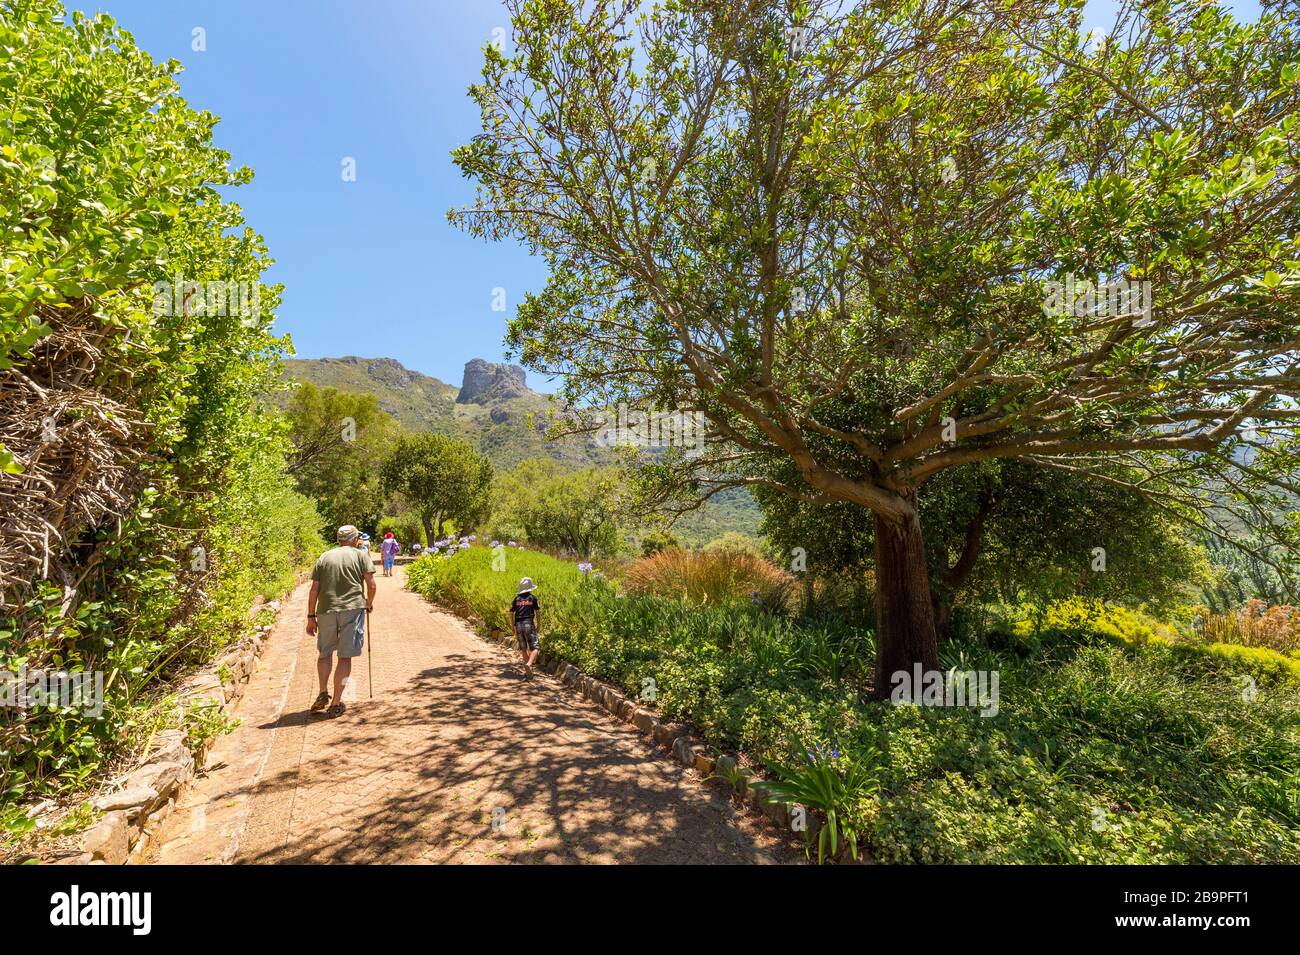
[305,525,377,717]
[509,577,541,678]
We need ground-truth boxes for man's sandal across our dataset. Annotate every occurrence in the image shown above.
[310,692,330,714]
[326,703,346,718]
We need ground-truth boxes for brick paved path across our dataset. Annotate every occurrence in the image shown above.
[147,559,795,864]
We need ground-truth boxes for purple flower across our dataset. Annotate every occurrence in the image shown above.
[805,744,842,764]
[490,540,501,548]
[578,562,593,574]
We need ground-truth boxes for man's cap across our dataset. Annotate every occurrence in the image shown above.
[336,525,360,544]
[517,577,536,594]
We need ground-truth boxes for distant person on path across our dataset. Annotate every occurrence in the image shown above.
[509,577,541,678]
[380,532,399,576]
[306,525,376,717]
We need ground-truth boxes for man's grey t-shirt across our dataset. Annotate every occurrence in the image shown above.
[312,546,374,614]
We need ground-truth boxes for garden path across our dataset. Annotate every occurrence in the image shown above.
[146,560,794,864]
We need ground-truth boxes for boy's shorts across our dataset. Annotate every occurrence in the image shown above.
[317,608,366,658]
[515,620,539,652]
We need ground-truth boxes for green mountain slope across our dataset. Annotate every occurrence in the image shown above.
[283,356,459,432]
[281,355,761,541]
[282,356,602,470]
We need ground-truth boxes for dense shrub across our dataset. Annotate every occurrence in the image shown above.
[1006,597,1180,646]
[1001,597,1300,682]
[0,2,323,846]
[638,530,679,556]
[1174,642,1300,684]
[701,532,766,558]
[377,513,427,548]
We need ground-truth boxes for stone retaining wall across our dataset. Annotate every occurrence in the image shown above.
[49,581,302,865]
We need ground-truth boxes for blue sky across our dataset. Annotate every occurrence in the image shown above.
[83,0,540,388]
[83,0,1260,388]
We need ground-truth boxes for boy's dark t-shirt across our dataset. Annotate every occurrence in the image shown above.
[511,592,539,623]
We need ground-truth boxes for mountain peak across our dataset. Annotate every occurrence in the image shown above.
[457,358,529,404]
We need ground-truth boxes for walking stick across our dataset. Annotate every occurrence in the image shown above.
[367,608,373,699]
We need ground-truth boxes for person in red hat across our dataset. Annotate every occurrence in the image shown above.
[380,531,399,576]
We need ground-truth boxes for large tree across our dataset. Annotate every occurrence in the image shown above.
[284,381,399,533]
[451,0,1300,693]
[757,460,1207,633]
[494,458,626,557]
[380,433,493,542]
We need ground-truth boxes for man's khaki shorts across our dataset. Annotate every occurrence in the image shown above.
[317,608,366,658]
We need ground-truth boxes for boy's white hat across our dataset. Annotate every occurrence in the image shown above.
[517,577,536,594]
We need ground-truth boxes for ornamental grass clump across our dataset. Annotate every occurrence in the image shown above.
[624,547,797,612]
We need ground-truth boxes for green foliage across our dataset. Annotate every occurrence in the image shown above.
[869,638,1300,864]
[180,700,239,761]
[0,1,323,834]
[453,0,1300,678]
[1007,597,1180,647]
[662,488,763,546]
[377,513,426,548]
[1001,597,1300,682]
[759,462,1207,615]
[702,532,766,559]
[492,458,625,557]
[1200,535,1292,610]
[284,381,400,534]
[1175,642,1300,685]
[751,744,878,864]
[380,432,493,541]
[410,547,1300,863]
[639,529,679,556]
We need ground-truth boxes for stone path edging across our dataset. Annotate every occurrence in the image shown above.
[462,616,828,850]
[52,576,307,865]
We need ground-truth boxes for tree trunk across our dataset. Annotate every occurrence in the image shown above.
[421,510,442,545]
[871,497,940,699]
[932,489,996,641]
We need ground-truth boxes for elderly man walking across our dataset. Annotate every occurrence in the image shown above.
[305,525,377,717]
